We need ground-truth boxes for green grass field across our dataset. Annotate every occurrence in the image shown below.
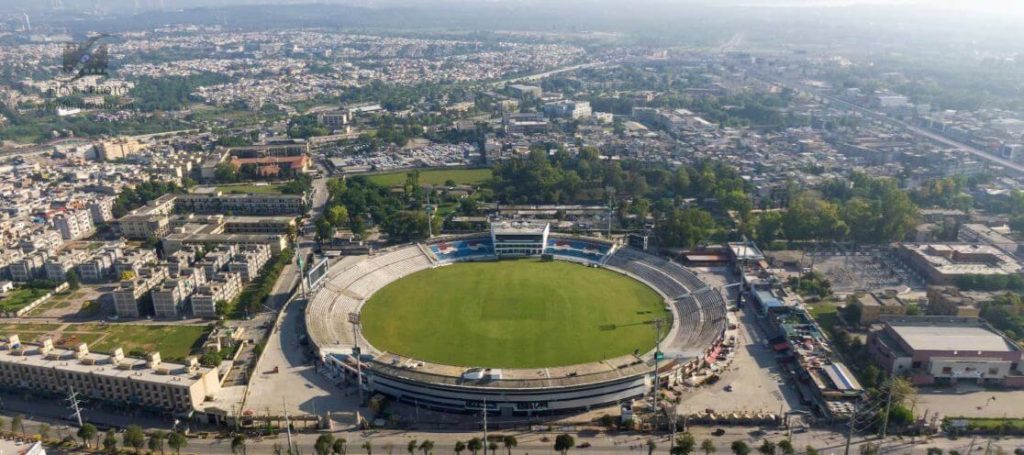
[361,260,668,368]
[366,168,492,187]
[1,323,209,362]
[0,288,50,312]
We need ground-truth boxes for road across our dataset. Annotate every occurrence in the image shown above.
[753,73,1024,175]
[490,61,610,88]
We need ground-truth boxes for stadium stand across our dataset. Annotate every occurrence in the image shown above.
[428,237,495,262]
[544,237,612,263]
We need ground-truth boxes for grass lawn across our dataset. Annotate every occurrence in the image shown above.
[83,324,210,361]
[949,417,1024,431]
[366,168,492,187]
[215,183,284,194]
[0,288,51,313]
[361,260,667,368]
[806,302,841,334]
[0,322,62,334]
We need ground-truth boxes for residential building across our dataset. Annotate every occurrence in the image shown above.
[53,209,95,240]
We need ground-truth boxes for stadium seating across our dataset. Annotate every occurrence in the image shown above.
[428,237,495,262]
[544,237,612,264]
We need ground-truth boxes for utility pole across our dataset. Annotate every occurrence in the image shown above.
[350,312,364,405]
[651,317,666,431]
[844,402,858,455]
[880,374,895,439]
[283,398,294,455]
[66,386,85,427]
[482,397,488,447]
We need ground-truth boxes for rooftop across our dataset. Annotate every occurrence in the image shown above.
[891,324,1018,353]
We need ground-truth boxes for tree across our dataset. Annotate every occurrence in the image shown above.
[554,434,575,455]
[67,269,81,290]
[103,429,119,454]
[925,449,943,455]
[860,443,881,455]
[674,433,696,455]
[805,447,819,455]
[167,431,188,455]
[419,440,435,455]
[777,440,795,455]
[467,438,483,455]
[124,425,146,453]
[37,423,50,441]
[327,205,350,228]
[233,435,248,455]
[758,440,776,455]
[316,434,336,455]
[149,431,166,455]
[408,440,419,455]
[361,440,373,455]
[701,439,716,455]
[333,437,348,455]
[647,439,657,455]
[11,414,23,436]
[78,423,98,448]
[488,441,499,455]
[502,435,517,455]
[731,441,751,455]
[455,441,466,455]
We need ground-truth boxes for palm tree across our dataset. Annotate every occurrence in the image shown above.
[102,429,119,454]
[149,431,166,455]
[333,437,348,455]
[731,441,751,455]
[167,431,187,455]
[777,440,794,455]
[467,438,483,455]
[38,424,51,441]
[408,439,419,455]
[316,434,336,455]
[455,441,466,455]
[232,435,248,455]
[701,439,716,455]
[419,440,434,455]
[502,436,517,455]
[488,441,499,455]
[362,440,373,455]
[77,423,98,448]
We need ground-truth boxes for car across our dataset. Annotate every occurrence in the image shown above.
[725,384,735,392]
[712,428,726,437]
[576,442,591,449]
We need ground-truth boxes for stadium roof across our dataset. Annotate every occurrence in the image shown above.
[490,220,549,235]
[892,324,1018,353]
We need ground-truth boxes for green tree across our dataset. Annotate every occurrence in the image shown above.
[316,434,336,455]
[149,431,166,455]
[11,414,23,436]
[805,447,819,455]
[232,435,248,455]
[701,439,716,455]
[67,269,80,290]
[78,423,98,448]
[419,440,435,455]
[777,440,795,455]
[861,443,881,455]
[333,437,348,455]
[758,440,776,455]
[167,431,187,455]
[455,441,466,455]
[327,205,350,228]
[502,435,517,455]
[467,438,483,455]
[674,433,697,455]
[361,440,373,455]
[103,429,119,454]
[408,440,419,455]
[647,439,657,455]
[731,441,751,455]
[38,423,51,441]
[488,441,499,455]
[123,425,146,453]
[554,434,575,455]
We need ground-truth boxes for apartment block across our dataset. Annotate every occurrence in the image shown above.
[0,337,220,415]
[53,209,95,240]
[191,272,243,318]
[111,267,167,318]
